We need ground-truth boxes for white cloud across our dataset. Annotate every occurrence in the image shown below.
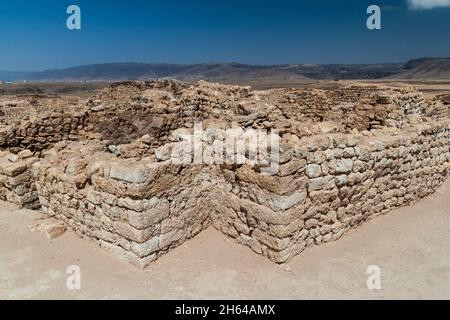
[407,0,450,9]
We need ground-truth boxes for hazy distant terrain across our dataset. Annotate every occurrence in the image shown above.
[1,58,448,83]
[21,62,404,82]
[386,58,450,80]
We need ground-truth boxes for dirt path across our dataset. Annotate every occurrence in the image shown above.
[1,179,449,300]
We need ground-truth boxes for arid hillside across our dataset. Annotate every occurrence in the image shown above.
[2,58,448,84]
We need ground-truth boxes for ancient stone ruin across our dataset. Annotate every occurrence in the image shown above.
[0,80,449,268]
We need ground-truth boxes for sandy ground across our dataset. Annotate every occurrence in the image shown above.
[0,179,449,300]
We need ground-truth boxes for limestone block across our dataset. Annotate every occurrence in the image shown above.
[305,164,322,178]
[335,159,353,174]
[109,163,149,184]
[308,175,335,192]
[131,237,159,258]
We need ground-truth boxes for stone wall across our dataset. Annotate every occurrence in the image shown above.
[0,111,87,153]
[0,81,448,268]
[3,81,446,155]
[27,119,449,267]
[210,120,450,263]
[0,95,87,153]
[0,150,39,209]
[32,141,214,268]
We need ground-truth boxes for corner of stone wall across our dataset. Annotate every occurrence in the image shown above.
[0,150,40,209]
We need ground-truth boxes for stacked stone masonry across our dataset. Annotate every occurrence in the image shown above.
[0,80,448,268]
[0,150,39,209]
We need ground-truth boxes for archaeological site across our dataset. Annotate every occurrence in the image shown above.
[0,80,449,268]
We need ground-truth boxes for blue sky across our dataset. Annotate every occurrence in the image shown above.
[0,0,449,71]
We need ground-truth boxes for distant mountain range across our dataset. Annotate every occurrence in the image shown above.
[386,58,450,80]
[1,58,449,82]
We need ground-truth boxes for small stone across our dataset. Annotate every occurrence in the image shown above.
[43,224,66,239]
[278,159,306,176]
[342,147,355,158]
[336,159,353,173]
[107,145,121,156]
[308,175,335,192]
[155,144,174,162]
[305,164,322,178]
[138,134,153,145]
[335,174,348,187]
[305,218,319,229]
[7,154,18,163]
[18,150,33,159]
[282,264,292,272]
